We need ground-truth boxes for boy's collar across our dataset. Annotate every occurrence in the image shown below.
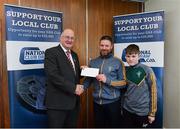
[130,62,140,68]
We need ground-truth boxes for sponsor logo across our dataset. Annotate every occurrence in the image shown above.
[20,47,45,64]
[139,49,156,63]
[121,48,156,63]
[17,75,46,111]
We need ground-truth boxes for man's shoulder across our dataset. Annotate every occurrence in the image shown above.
[90,56,123,63]
[45,45,60,52]
[90,56,101,62]
[110,56,125,66]
[88,57,100,66]
[113,56,123,61]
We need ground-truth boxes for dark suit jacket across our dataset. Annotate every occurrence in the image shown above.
[44,45,81,110]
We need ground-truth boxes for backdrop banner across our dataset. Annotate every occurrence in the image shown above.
[5,4,62,127]
[113,11,164,128]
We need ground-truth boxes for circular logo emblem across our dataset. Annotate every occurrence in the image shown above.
[17,75,46,111]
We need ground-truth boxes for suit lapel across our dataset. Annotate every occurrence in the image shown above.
[57,45,76,76]
[71,52,79,75]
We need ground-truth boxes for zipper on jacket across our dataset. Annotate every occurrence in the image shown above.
[99,58,105,104]
[113,89,116,98]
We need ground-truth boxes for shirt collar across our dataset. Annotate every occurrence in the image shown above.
[60,43,71,53]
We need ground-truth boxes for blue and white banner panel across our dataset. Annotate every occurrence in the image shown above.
[113,11,164,128]
[5,4,63,127]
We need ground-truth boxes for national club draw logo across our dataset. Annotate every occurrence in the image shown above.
[121,47,156,63]
[20,47,45,64]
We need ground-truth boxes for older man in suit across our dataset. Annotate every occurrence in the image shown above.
[44,28,84,128]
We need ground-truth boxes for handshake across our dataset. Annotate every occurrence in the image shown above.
[75,84,84,96]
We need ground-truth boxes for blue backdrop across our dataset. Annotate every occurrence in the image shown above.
[113,11,164,128]
[5,4,63,127]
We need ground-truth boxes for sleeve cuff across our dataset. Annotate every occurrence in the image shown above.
[149,112,156,117]
[106,78,111,85]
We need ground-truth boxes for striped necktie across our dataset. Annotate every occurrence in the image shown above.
[66,50,76,74]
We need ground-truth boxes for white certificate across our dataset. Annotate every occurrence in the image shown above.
[81,68,99,77]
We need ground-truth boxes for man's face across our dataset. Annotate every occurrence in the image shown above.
[99,40,113,56]
[125,53,139,66]
[60,29,75,50]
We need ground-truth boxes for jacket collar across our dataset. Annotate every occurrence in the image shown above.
[100,52,113,59]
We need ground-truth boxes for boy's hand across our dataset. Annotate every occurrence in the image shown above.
[148,116,155,124]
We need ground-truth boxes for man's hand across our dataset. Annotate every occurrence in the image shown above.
[75,84,84,95]
[80,65,88,69]
[96,74,106,83]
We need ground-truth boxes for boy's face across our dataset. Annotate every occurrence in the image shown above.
[125,53,139,66]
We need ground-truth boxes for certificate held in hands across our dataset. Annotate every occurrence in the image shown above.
[81,68,99,77]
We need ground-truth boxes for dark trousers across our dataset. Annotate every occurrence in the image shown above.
[47,103,80,128]
[122,108,149,128]
[93,100,122,128]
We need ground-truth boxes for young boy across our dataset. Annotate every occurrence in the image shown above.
[122,44,157,128]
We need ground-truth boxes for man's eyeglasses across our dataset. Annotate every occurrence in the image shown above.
[63,36,75,41]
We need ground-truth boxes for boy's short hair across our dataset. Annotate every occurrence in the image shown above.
[126,44,140,54]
